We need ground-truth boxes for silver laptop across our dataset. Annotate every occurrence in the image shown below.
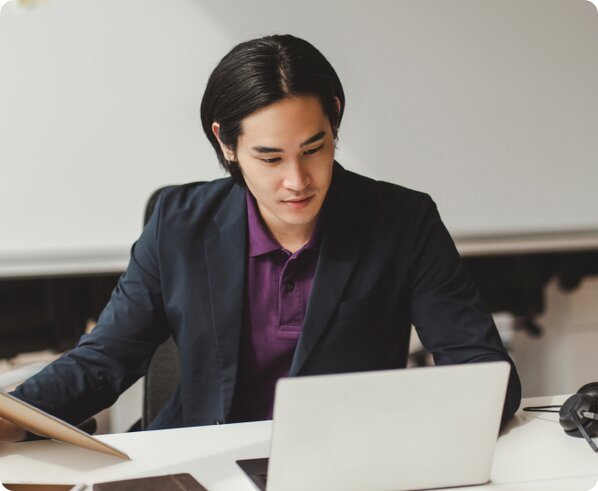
[237,361,510,491]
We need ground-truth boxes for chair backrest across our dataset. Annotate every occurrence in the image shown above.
[141,185,181,429]
[142,335,181,428]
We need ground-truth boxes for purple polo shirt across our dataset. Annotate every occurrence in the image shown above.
[228,191,321,422]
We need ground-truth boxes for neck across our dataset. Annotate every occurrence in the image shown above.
[268,222,315,253]
[253,199,318,252]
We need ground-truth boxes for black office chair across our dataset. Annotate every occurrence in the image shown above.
[142,334,180,429]
[138,186,183,430]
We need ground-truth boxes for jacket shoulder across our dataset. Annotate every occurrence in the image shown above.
[143,177,242,240]
[341,167,435,213]
[157,177,236,209]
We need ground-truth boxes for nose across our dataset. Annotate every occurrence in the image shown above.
[282,160,311,193]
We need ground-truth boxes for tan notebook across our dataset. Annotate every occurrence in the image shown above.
[0,392,129,460]
[3,485,77,491]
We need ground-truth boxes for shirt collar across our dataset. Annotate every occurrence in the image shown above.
[246,190,322,257]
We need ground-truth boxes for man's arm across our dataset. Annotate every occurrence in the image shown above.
[8,192,171,426]
[409,196,522,421]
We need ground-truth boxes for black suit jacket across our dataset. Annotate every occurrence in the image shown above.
[13,163,521,428]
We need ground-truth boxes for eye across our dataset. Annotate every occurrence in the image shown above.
[303,144,324,156]
[260,157,281,164]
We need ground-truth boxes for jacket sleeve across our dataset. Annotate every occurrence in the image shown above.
[409,195,521,422]
[10,194,171,426]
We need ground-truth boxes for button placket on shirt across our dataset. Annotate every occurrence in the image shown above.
[282,253,296,292]
[278,250,304,331]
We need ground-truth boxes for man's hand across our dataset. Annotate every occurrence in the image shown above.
[0,416,26,443]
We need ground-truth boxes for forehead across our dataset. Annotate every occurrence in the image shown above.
[239,95,329,145]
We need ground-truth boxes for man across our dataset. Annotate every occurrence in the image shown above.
[0,34,520,442]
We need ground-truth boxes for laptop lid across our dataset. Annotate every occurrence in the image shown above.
[266,361,510,491]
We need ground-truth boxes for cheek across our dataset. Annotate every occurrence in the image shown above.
[315,153,335,181]
[244,168,280,197]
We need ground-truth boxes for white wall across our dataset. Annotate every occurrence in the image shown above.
[1,0,597,270]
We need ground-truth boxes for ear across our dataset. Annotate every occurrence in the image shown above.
[211,122,236,161]
[333,97,341,134]
[334,96,341,116]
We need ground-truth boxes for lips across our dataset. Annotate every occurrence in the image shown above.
[281,195,314,209]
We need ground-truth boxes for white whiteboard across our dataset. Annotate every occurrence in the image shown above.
[1,0,597,275]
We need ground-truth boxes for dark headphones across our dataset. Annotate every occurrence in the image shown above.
[524,382,598,452]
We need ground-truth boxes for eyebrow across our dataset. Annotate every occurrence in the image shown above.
[250,131,326,154]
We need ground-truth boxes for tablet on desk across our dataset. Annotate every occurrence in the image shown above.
[0,392,129,460]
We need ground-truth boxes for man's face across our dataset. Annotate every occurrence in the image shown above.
[217,95,336,240]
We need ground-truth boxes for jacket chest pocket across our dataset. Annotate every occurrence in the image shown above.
[334,287,386,322]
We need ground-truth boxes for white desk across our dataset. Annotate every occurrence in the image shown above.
[0,396,597,491]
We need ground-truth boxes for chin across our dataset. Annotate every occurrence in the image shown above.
[280,212,317,227]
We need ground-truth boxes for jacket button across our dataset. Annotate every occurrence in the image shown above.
[284,282,295,292]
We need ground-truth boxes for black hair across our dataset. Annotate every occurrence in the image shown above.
[200,34,345,184]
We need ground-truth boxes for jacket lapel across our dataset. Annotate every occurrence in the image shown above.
[290,164,368,375]
[203,184,247,418]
